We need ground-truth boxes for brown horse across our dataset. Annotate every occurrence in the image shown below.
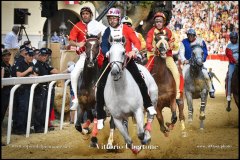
[226,63,239,111]
[75,34,101,138]
[150,32,185,137]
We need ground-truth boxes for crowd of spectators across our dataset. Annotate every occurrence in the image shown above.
[169,1,239,55]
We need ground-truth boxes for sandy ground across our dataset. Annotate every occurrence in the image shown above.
[1,93,238,159]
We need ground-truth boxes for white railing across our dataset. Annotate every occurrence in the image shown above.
[2,73,71,145]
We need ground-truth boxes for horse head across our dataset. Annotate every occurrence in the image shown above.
[85,33,100,68]
[190,44,204,67]
[154,30,169,58]
[108,35,126,81]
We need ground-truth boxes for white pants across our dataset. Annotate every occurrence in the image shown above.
[71,52,86,102]
[182,64,214,92]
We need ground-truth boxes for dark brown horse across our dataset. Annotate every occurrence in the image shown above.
[226,63,239,111]
[151,32,185,137]
[75,34,100,138]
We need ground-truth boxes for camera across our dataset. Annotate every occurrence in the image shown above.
[17,9,31,16]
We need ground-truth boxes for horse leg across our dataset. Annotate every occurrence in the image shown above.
[185,92,193,122]
[107,116,115,148]
[75,106,84,133]
[82,110,93,134]
[199,91,207,120]
[114,118,141,154]
[166,99,177,130]
[134,108,149,145]
[199,90,207,130]
[90,118,99,148]
[176,98,186,131]
[233,94,239,108]
[155,107,169,137]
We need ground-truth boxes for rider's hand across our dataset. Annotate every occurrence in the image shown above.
[183,60,189,65]
[77,41,86,48]
[106,51,110,58]
[127,50,136,59]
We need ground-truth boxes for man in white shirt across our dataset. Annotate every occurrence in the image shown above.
[4,26,20,65]
[4,26,20,49]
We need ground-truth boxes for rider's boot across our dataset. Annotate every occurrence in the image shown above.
[70,96,79,110]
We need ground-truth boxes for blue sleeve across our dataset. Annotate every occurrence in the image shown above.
[101,27,110,56]
[202,40,208,62]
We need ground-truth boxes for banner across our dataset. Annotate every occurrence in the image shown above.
[64,1,79,5]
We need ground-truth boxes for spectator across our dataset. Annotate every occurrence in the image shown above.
[1,49,13,125]
[12,48,36,135]
[51,31,60,43]
[4,26,20,49]
[33,48,59,133]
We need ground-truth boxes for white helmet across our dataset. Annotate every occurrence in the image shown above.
[106,8,121,18]
[121,16,132,25]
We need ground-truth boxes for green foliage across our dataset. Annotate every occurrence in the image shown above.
[138,1,154,7]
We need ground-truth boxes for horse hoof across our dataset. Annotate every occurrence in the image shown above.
[90,137,99,148]
[226,107,231,112]
[181,131,188,138]
[82,127,92,134]
[166,122,174,130]
[75,125,82,133]
[131,148,142,154]
[180,120,185,131]
[164,132,169,137]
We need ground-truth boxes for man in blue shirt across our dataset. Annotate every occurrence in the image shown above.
[179,28,215,98]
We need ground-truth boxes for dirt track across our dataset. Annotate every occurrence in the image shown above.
[1,93,238,159]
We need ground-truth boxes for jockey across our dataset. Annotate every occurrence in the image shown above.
[121,16,147,63]
[146,12,181,100]
[179,28,215,98]
[69,7,106,110]
[225,31,239,101]
[96,8,157,129]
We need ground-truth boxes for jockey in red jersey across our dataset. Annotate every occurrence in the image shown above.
[146,12,181,100]
[68,7,106,110]
[96,8,157,129]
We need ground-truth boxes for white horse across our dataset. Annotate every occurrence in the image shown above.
[184,44,209,129]
[104,37,158,154]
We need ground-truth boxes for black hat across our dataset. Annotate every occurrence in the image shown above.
[20,45,27,52]
[2,49,11,56]
[46,48,52,55]
[26,48,34,56]
[24,41,31,46]
[39,48,48,55]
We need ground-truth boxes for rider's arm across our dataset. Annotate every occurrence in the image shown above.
[69,22,86,50]
[100,27,111,56]
[126,26,141,51]
[146,28,155,52]
[202,40,208,62]
[179,41,186,64]
[226,48,237,64]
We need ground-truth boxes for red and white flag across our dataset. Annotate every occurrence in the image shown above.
[64,1,79,5]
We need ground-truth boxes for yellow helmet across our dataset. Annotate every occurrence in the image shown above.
[121,16,133,26]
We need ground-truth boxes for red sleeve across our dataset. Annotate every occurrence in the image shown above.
[226,48,237,63]
[123,25,141,52]
[146,27,155,52]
